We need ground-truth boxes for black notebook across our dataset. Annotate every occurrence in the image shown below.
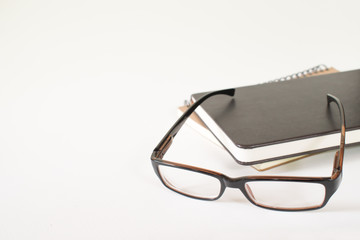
[191,68,360,165]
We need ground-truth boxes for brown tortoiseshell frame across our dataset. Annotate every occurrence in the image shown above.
[151,88,346,211]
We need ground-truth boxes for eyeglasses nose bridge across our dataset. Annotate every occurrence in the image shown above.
[223,177,244,189]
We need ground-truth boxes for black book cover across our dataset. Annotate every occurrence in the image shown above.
[191,69,360,163]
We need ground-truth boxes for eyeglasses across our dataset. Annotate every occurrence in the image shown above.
[151,89,346,211]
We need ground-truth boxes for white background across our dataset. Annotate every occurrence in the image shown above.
[1,0,360,239]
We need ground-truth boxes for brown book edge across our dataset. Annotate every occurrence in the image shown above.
[179,67,339,171]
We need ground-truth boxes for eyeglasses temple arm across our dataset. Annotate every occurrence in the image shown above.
[153,88,235,159]
[327,94,346,178]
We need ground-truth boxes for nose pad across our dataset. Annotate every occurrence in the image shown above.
[245,184,256,200]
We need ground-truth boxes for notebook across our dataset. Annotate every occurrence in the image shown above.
[188,66,360,166]
[179,66,339,170]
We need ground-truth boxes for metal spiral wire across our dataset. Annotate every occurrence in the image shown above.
[269,64,329,83]
[186,64,330,105]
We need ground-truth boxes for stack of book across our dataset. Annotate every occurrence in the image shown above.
[179,66,360,171]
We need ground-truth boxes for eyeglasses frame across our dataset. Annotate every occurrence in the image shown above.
[151,88,346,211]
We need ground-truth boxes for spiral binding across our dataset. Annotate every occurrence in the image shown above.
[185,64,330,106]
[268,64,329,83]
